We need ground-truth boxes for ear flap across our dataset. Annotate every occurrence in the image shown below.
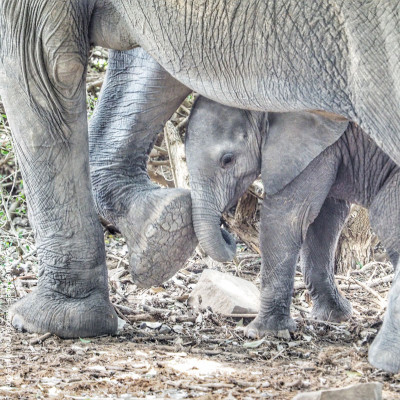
[262,112,349,195]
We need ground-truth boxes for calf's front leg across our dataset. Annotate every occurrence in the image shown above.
[245,152,338,338]
[245,199,302,338]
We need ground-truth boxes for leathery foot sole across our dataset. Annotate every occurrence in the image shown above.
[121,188,198,287]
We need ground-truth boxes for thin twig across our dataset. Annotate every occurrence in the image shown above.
[86,79,104,92]
[292,304,311,314]
[106,253,129,266]
[153,145,168,155]
[113,304,131,323]
[30,332,52,345]
[148,160,170,166]
[349,276,386,307]
[225,313,257,319]
[10,248,37,269]
[142,304,170,314]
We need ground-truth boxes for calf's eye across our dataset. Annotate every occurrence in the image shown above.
[220,153,235,168]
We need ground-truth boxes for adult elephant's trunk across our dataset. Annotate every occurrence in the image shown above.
[192,195,236,262]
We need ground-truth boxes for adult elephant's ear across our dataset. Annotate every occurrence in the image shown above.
[261,111,349,195]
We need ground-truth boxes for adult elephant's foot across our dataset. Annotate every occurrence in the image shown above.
[368,322,400,373]
[9,288,118,338]
[113,187,197,287]
[244,315,296,339]
[368,278,400,373]
[311,293,352,322]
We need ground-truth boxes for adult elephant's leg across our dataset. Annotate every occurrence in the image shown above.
[89,48,196,287]
[300,198,352,322]
[2,1,117,337]
[368,172,400,372]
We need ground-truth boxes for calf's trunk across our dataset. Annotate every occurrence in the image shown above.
[192,196,236,262]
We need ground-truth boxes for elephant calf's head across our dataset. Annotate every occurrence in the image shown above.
[186,97,265,262]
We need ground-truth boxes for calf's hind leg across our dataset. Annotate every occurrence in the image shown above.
[368,172,400,373]
[300,198,352,322]
[89,48,197,288]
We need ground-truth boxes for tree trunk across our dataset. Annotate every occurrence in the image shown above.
[223,190,261,255]
[335,205,380,274]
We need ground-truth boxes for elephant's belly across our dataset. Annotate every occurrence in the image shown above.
[130,0,353,118]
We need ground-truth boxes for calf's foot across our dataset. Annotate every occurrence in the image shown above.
[9,287,118,338]
[244,315,296,339]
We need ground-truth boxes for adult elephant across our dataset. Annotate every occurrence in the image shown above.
[0,0,399,363]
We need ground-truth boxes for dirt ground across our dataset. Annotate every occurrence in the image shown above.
[1,50,400,400]
[1,229,400,399]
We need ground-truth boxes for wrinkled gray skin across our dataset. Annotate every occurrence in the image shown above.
[0,0,399,372]
[186,97,400,373]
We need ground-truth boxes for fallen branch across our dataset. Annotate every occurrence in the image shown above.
[294,274,394,292]
[148,160,170,166]
[147,166,175,188]
[113,304,132,323]
[153,145,168,155]
[0,152,11,168]
[128,313,158,322]
[350,261,391,274]
[338,274,393,291]
[10,248,37,269]
[114,304,138,315]
[269,348,287,362]
[106,253,129,266]
[177,116,189,130]
[292,304,311,314]
[87,79,104,92]
[349,276,386,307]
[30,332,52,345]
[177,104,191,115]
[16,274,37,280]
[173,315,197,323]
[142,304,171,314]
[361,274,393,288]
[225,313,257,319]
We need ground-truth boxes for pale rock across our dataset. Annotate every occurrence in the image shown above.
[292,382,382,400]
[188,269,260,315]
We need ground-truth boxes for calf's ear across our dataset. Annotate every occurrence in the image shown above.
[261,112,348,195]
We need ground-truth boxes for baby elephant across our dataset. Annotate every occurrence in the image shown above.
[186,97,400,373]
